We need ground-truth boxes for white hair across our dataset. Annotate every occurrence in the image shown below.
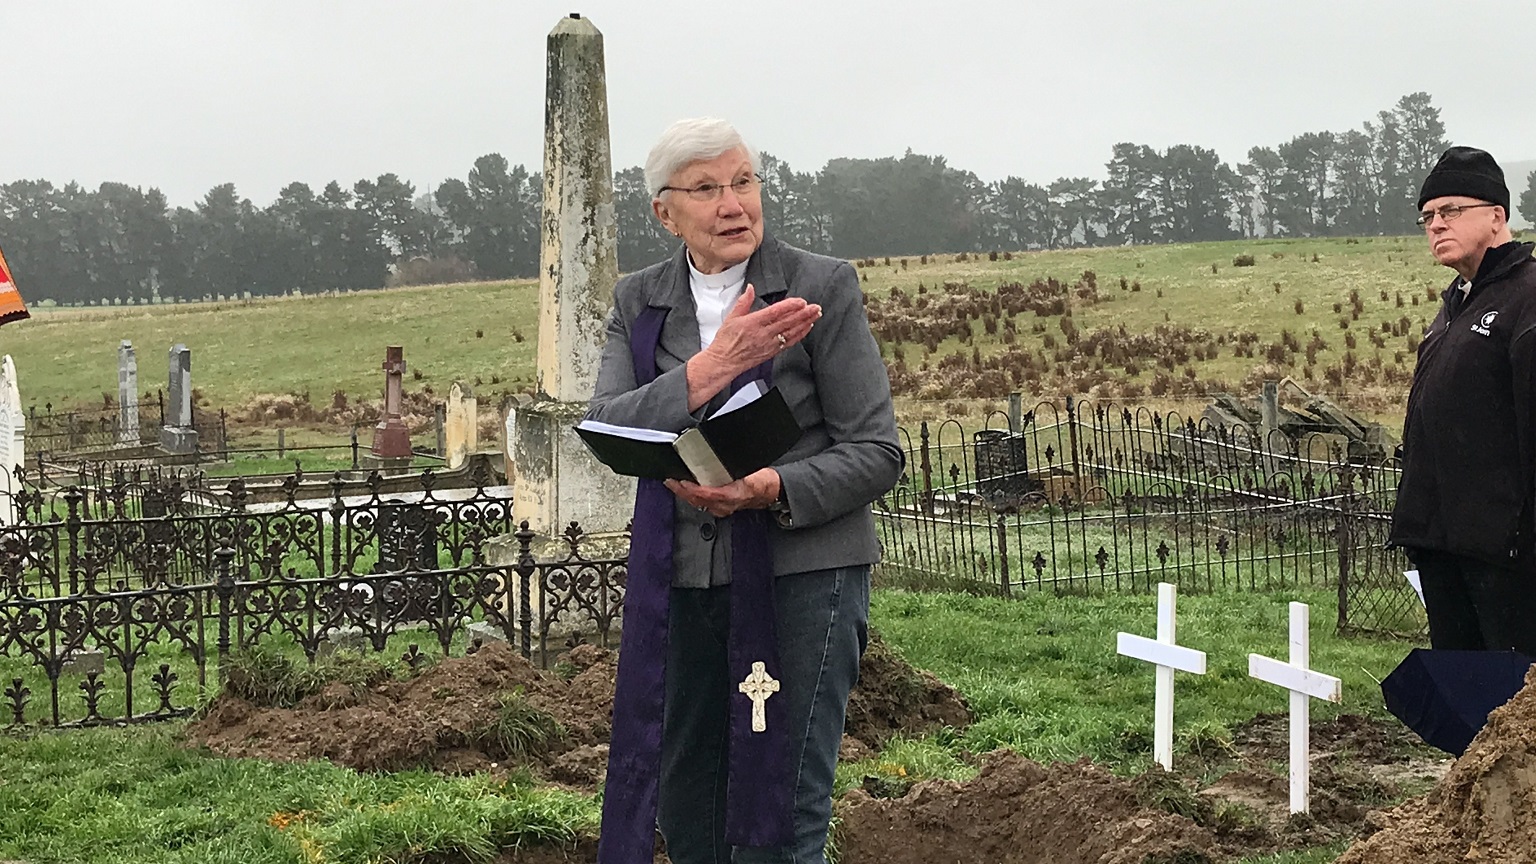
[644,118,761,199]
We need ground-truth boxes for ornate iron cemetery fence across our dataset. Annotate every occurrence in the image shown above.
[28,401,228,460]
[0,478,627,728]
[0,397,1431,729]
[26,402,163,455]
[871,398,1423,639]
[1,468,525,598]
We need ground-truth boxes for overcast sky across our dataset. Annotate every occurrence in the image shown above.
[5,1,1535,209]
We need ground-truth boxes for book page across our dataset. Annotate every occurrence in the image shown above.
[709,379,768,419]
[574,419,678,444]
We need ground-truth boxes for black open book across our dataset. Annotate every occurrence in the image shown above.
[575,382,802,486]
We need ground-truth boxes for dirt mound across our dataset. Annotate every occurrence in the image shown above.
[835,749,1217,864]
[187,634,968,789]
[833,712,1444,864]
[188,642,615,777]
[1338,667,1536,863]
[1195,712,1448,858]
[844,631,972,750]
[1219,712,1445,841]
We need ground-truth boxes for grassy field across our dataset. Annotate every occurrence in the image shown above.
[5,233,1491,433]
[8,282,540,419]
[0,725,599,864]
[0,586,1425,864]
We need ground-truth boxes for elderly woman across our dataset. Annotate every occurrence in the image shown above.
[588,118,902,864]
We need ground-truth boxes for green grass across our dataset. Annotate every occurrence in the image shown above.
[222,644,402,709]
[0,724,599,864]
[8,280,540,416]
[0,585,1421,863]
[867,587,1413,771]
[192,452,442,478]
[479,690,566,763]
[863,235,1451,427]
[4,236,1462,430]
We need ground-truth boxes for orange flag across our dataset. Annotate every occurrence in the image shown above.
[0,244,29,326]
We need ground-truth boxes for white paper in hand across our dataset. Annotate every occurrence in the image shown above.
[1404,569,1425,608]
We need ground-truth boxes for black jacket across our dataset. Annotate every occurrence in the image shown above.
[1390,241,1536,565]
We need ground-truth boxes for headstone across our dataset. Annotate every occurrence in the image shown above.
[1116,582,1208,771]
[368,346,412,467]
[1248,602,1343,814]
[444,381,478,470]
[374,500,438,574]
[973,429,1040,508]
[1259,380,1280,447]
[117,340,139,445]
[62,648,105,677]
[317,619,442,659]
[506,13,633,538]
[0,356,24,525]
[158,344,198,454]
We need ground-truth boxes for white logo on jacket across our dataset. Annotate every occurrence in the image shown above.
[1472,310,1498,336]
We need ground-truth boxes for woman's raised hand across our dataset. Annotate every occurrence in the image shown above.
[705,284,822,374]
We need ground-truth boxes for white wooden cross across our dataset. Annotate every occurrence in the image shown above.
[1247,602,1342,814]
[1116,582,1207,771]
[738,661,780,733]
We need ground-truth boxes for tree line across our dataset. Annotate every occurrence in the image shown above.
[3,92,1534,306]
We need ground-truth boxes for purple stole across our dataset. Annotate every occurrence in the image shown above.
[597,305,793,863]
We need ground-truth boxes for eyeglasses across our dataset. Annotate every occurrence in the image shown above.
[659,174,761,202]
[1416,202,1498,228]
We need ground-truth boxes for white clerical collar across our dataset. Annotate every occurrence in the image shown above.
[687,255,749,290]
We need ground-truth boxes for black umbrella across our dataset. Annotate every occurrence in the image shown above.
[1381,648,1535,756]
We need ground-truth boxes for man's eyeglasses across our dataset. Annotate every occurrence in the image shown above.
[660,174,761,202]
[1416,202,1498,228]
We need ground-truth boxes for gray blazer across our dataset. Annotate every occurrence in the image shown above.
[586,235,903,587]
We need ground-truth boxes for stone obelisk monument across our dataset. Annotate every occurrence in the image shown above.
[506,13,633,547]
[117,340,140,446]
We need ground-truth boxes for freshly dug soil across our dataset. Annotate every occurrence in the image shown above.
[186,632,971,787]
[845,631,974,749]
[837,749,1217,864]
[834,713,1448,864]
[189,642,615,777]
[1337,667,1536,863]
[187,636,1442,864]
[1211,711,1449,850]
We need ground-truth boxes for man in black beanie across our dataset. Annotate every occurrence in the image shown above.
[1390,146,1536,653]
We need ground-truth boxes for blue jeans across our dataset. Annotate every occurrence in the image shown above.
[656,565,870,864]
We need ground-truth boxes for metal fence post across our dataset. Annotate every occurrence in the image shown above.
[1066,394,1083,481]
[350,425,360,470]
[435,403,447,456]
[1335,466,1354,632]
[213,545,237,683]
[919,421,934,516]
[996,514,1010,596]
[516,520,536,661]
[64,487,82,595]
